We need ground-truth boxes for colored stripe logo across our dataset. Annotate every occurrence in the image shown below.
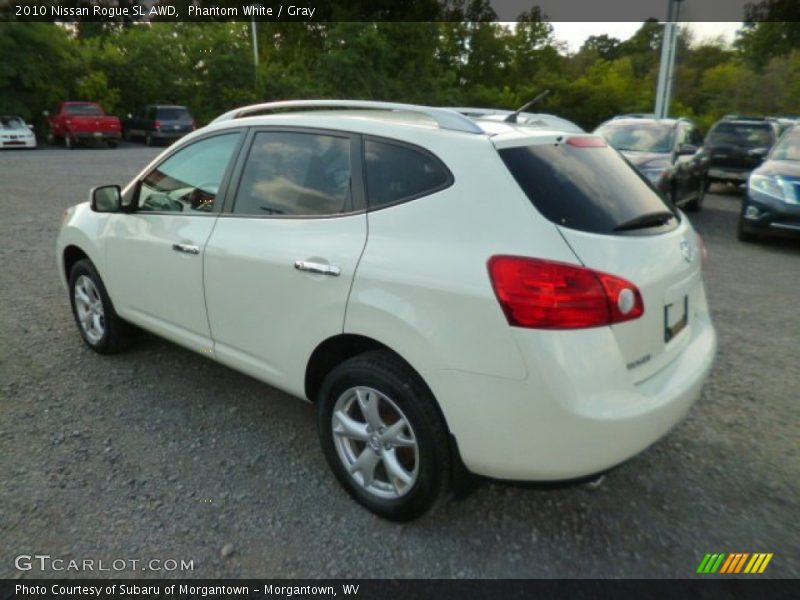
[697,553,773,574]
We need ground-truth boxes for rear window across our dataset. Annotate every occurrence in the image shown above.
[157,107,191,120]
[64,104,103,116]
[499,142,677,235]
[707,122,774,147]
[595,121,675,153]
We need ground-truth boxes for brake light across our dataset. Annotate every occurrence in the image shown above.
[154,120,161,129]
[697,234,708,266]
[487,256,644,329]
[566,136,606,148]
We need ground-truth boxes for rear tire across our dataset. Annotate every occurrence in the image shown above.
[65,135,74,149]
[107,141,118,149]
[145,133,153,146]
[317,350,451,521]
[68,259,131,354]
[685,178,705,212]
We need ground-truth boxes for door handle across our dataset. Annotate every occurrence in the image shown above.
[172,243,200,255]
[294,260,341,276]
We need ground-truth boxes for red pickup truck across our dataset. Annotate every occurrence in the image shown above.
[46,102,122,149]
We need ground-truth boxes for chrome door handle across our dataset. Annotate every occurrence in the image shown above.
[294,260,341,276]
[172,243,200,255]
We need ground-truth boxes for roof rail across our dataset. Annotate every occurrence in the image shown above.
[210,100,484,134]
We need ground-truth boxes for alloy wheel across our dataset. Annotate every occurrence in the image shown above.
[331,386,419,499]
[73,275,105,344]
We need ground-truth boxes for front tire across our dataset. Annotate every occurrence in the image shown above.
[65,134,74,149]
[145,133,153,146]
[317,350,451,521]
[737,217,759,243]
[68,259,130,354]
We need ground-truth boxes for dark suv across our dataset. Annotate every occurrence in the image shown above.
[704,116,779,186]
[124,105,195,146]
[594,116,709,211]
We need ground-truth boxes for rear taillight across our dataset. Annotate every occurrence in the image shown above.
[487,256,644,329]
[154,120,161,129]
[698,234,708,266]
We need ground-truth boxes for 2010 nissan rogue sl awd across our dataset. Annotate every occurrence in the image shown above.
[57,100,717,520]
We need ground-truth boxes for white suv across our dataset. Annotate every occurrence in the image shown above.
[57,100,717,520]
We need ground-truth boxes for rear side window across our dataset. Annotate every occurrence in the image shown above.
[707,122,774,148]
[233,131,353,216]
[499,143,676,235]
[364,139,452,208]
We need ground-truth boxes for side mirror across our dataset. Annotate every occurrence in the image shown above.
[91,185,122,213]
[28,124,35,131]
[677,144,698,156]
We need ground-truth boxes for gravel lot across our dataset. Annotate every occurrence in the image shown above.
[1,145,798,579]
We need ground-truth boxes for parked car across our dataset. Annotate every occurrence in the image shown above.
[738,124,800,242]
[57,100,717,520]
[704,116,779,186]
[594,116,708,211]
[45,102,121,149]
[124,104,195,146]
[0,115,36,149]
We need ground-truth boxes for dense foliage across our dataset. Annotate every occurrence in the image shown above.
[1,12,798,133]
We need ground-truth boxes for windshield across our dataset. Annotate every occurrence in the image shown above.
[707,122,774,147]
[595,122,675,153]
[64,104,103,116]
[770,130,800,161]
[499,142,677,236]
[157,107,191,120]
[0,116,25,129]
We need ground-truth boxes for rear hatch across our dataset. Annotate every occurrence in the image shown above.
[705,121,775,171]
[497,137,704,383]
[156,106,194,134]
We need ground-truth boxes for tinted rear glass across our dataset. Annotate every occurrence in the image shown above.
[64,104,103,116]
[707,122,774,147]
[157,107,191,120]
[499,143,676,235]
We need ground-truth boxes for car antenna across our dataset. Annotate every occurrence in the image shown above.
[504,90,551,124]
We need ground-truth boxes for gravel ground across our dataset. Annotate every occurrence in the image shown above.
[1,145,798,579]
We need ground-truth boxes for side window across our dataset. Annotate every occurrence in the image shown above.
[364,139,452,208]
[233,131,352,216]
[137,133,239,214]
[689,126,703,146]
[676,125,689,147]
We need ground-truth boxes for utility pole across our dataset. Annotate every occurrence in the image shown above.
[654,0,684,119]
[250,8,260,94]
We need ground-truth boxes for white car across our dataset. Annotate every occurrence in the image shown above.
[57,100,717,520]
[1,115,37,149]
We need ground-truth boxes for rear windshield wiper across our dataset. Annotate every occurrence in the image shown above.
[614,211,676,232]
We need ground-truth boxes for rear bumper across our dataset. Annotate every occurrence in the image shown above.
[72,131,121,141]
[424,313,717,481]
[708,167,750,182]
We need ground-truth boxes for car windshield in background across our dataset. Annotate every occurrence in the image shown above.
[770,131,800,161]
[0,116,25,129]
[64,104,103,116]
[707,122,773,147]
[499,142,677,235]
[158,108,191,120]
[595,123,674,153]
